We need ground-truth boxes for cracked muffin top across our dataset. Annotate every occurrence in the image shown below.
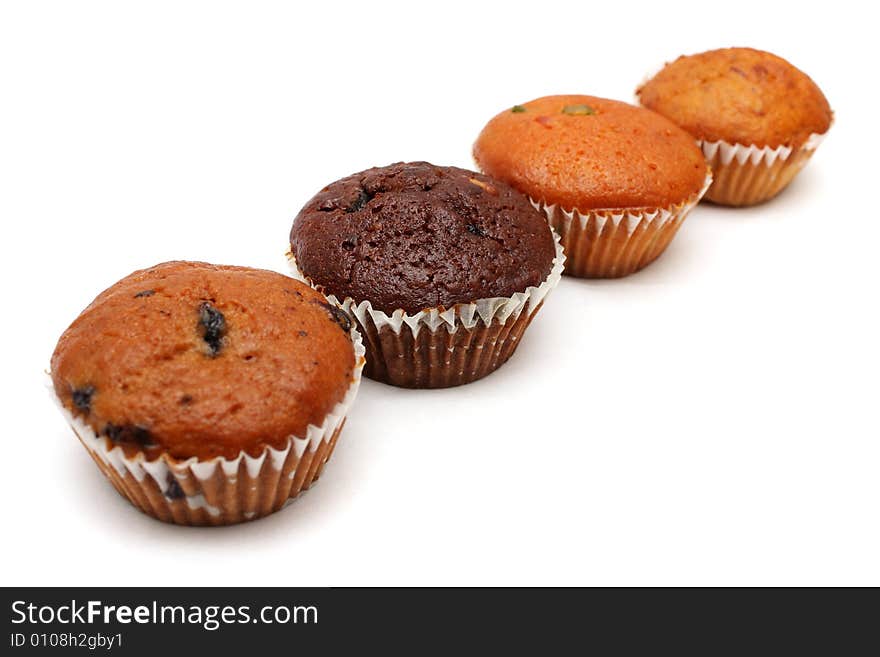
[50,261,357,461]
[289,162,556,315]
[636,47,832,148]
[473,95,708,211]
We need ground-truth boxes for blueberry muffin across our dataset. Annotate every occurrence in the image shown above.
[473,95,711,278]
[637,47,832,206]
[289,161,564,388]
[50,261,365,525]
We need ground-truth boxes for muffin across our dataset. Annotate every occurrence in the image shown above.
[289,161,564,388]
[50,261,365,526]
[474,95,711,278]
[637,47,832,206]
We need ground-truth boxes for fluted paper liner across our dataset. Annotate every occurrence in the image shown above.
[531,172,711,278]
[288,235,565,388]
[51,329,366,526]
[698,131,828,206]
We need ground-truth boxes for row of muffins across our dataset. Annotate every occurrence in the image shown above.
[50,47,832,525]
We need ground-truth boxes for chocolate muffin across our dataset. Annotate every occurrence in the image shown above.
[637,48,832,206]
[474,95,711,278]
[50,261,365,526]
[289,162,564,388]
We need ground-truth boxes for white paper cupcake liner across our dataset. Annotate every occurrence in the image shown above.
[530,172,711,278]
[699,130,827,167]
[50,328,366,526]
[697,129,828,206]
[288,234,565,387]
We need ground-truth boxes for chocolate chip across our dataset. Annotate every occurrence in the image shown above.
[71,385,95,414]
[313,300,352,333]
[165,474,185,500]
[341,236,357,251]
[134,289,155,298]
[345,188,373,213]
[298,330,308,337]
[198,302,226,356]
[104,423,155,448]
[179,394,193,405]
[466,223,485,237]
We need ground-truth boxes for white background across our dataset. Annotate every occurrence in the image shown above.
[1,0,877,586]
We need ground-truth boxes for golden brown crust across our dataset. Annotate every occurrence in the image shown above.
[473,95,708,211]
[51,262,356,461]
[637,47,832,148]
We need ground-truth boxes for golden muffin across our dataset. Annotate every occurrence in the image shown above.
[474,95,710,278]
[637,47,832,206]
[51,261,365,525]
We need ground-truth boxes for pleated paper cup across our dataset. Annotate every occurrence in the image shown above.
[530,173,711,278]
[288,236,564,388]
[51,329,366,526]
[699,131,828,206]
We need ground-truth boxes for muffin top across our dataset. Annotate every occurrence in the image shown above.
[473,95,708,211]
[290,162,556,315]
[636,47,832,148]
[51,262,358,461]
